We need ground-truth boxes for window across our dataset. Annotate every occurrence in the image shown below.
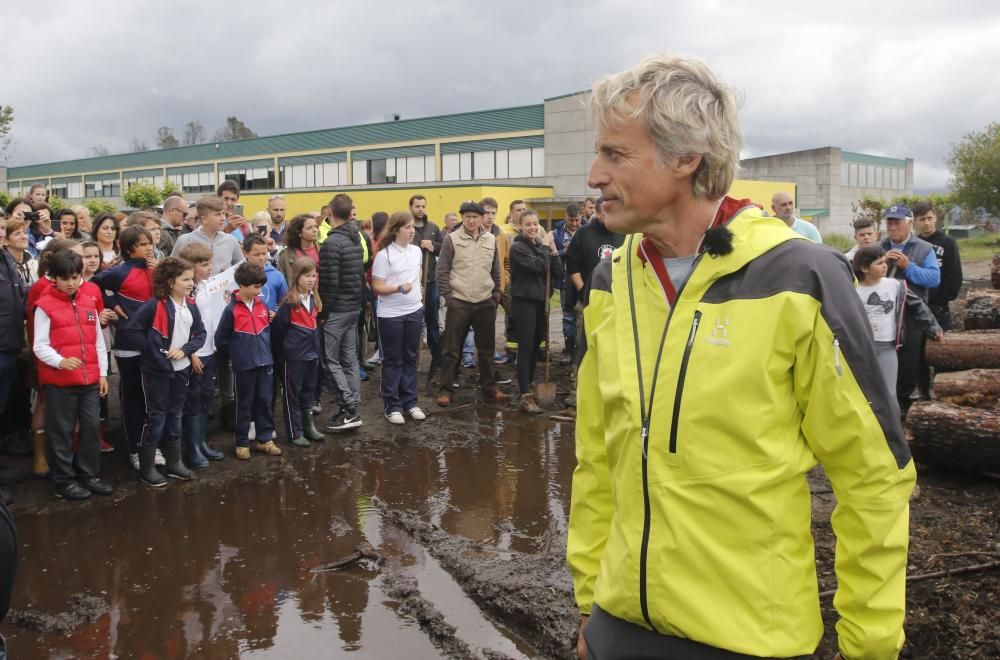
[867,166,876,189]
[220,167,272,191]
[368,159,387,184]
[848,163,858,187]
[875,167,883,189]
[840,162,848,186]
[85,177,121,198]
[50,183,68,199]
[278,162,348,189]
[68,181,84,198]
[353,160,367,185]
[125,174,165,189]
[441,147,544,181]
[509,149,532,178]
[473,151,495,179]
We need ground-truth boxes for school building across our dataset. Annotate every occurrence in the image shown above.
[3,91,903,230]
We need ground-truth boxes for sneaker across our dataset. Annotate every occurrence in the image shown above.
[367,350,382,365]
[461,356,475,368]
[406,407,426,421]
[235,446,251,460]
[154,448,166,466]
[495,370,512,386]
[436,392,451,407]
[256,440,282,456]
[493,353,509,365]
[55,482,92,501]
[384,411,405,425]
[100,439,115,454]
[129,453,140,470]
[327,409,362,431]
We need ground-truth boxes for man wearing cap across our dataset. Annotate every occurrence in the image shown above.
[568,54,914,660]
[434,202,508,406]
[771,191,822,243]
[881,203,940,411]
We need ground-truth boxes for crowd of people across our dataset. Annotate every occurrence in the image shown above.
[0,178,626,503]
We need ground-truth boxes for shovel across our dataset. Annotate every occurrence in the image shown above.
[537,249,558,407]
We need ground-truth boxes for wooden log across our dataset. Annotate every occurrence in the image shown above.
[963,289,1000,330]
[925,330,1000,370]
[933,369,1000,406]
[991,254,1000,289]
[907,401,1000,475]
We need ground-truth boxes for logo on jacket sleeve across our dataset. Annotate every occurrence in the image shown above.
[598,244,615,261]
[86,310,97,323]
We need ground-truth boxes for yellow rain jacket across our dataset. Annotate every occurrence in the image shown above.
[567,201,916,659]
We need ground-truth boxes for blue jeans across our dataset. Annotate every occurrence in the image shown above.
[560,286,577,340]
[462,329,474,363]
[140,368,190,448]
[377,309,423,413]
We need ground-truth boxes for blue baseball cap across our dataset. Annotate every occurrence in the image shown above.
[883,204,912,220]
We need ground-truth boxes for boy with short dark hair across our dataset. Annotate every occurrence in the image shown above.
[33,250,113,500]
[845,218,880,261]
[242,233,288,313]
[214,263,281,459]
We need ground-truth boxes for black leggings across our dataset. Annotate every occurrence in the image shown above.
[512,297,545,394]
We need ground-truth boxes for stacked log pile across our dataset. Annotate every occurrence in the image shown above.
[909,275,1000,476]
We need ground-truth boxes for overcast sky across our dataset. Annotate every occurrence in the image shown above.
[2,0,998,191]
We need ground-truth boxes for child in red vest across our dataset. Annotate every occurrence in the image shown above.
[32,250,114,500]
[271,256,326,447]
[123,257,206,487]
[92,226,155,469]
[214,263,280,459]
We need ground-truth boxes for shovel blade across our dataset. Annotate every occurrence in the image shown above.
[537,382,558,407]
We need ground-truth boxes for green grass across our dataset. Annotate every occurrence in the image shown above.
[957,235,1000,262]
[824,233,854,252]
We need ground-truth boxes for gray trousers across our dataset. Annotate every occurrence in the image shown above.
[322,310,361,409]
[44,384,101,487]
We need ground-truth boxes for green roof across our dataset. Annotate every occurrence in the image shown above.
[842,151,907,169]
[440,135,543,154]
[9,104,545,180]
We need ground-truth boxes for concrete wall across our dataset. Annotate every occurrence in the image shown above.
[543,93,599,198]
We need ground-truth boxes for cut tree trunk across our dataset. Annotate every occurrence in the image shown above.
[963,289,1000,330]
[934,369,1000,407]
[991,254,1000,289]
[907,401,1000,476]
[925,330,1000,371]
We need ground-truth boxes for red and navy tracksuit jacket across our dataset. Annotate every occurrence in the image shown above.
[214,295,273,371]
[92,258,153,352]
[121,297,206,374]
[270,301,320,362]
[35,288,102,388]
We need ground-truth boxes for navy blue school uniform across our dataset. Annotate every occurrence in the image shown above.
[271,296,320,439]
[92,257,154,455]
[214,294,275,447]
[123,297,205,450]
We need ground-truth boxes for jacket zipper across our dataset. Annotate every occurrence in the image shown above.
[71,298,90,384]
[833,335,843,377]
[668,310,701,454]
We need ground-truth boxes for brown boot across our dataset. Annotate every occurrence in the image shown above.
[484,389,510,402]
[32,430,49,478]
[436,392,451,407]
[520,393,543,414]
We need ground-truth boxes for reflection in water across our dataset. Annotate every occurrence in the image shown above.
[3,414,576,657]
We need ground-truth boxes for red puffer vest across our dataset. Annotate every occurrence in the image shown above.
[35,288,101,387]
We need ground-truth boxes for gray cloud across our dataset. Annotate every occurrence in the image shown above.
[3,0,998,190]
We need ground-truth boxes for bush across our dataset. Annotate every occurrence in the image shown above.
[85,199,118,217]
[0,192,10,210]
[824,233,854,252]
[161,180,181,199]
[47,194,66,211]
[122,183,162,210]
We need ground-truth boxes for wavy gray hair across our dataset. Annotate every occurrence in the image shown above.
[590,53,742,199]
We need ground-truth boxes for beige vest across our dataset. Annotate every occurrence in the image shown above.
[449,228,497,303]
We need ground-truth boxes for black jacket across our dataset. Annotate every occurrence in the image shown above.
[509,234,563,302]
[319,221,366,315]
[564,218,625,305]
[411,219,442,282]
[922,230,963,307]
[0,250,27,353]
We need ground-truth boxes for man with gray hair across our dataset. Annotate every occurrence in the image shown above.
[567,53,914,660]
[159,194,187,254]
[771,191,822,243]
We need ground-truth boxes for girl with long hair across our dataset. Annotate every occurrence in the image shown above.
[276,214,320,283]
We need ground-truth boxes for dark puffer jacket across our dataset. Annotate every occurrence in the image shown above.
[509,234,563,302]
[319,221,366,316]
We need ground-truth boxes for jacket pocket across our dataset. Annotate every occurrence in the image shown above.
[667,311,702,457]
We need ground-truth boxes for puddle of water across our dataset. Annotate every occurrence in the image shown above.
[1,411,577,657]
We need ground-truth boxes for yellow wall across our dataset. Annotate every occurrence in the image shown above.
[727,179,796,211]
[240,185,554,223]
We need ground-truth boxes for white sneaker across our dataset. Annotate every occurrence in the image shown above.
[154,448,165,466]
[406,407,426,421]
[384,411,405,425]
[248,422,256,441]
[129,453,139,470]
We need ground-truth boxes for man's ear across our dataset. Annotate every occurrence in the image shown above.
[673,154,702,179]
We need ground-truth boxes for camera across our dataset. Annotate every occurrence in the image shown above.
[23,211,40,222]
[257,225,268,237]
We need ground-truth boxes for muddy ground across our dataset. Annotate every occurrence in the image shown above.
[2,284,999,658]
